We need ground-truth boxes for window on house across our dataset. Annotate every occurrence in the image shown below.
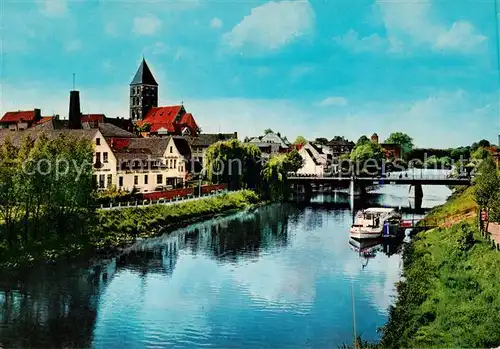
[107,175,112,188]
[170,146,173,153]
[144,175,148,185]
[99,175,105,188]
[174,159,177,169]
[96,138,101,145]
[157,174,163,184]
[134,175,138,185]
[119,176,123,187]
[95,152,101,163]
[170,159,173,168]
[103,152,108,163]
[92,175,98,188]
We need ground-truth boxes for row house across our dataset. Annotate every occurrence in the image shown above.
[246,131,291,158]
[297,142,335,176]
[109,137,191,192]
[327,136,355,158]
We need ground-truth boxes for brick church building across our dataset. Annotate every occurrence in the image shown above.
[130,58,200,137]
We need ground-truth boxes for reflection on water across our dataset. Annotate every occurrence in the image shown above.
[0,180,451,349]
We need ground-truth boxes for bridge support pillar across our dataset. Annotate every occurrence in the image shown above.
[304,183,313,202]
[349,179,355,198]
[413,184,423,209]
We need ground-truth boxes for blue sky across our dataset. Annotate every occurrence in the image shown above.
[1,0,499,147]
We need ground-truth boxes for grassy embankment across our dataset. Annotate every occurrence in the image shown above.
[379,185,500,348]
[0,190,261,268]
[91,190,261,252]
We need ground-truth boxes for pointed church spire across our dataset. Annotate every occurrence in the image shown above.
[130,58,158,86]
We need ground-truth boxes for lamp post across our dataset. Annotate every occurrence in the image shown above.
[199,168,205,197]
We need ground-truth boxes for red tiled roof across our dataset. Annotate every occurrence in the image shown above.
[178,112,198,132]
[0,110,37,123]
[151,122,175,133]
[137,105,199,135]
[137,106,183,127]
[34,116,53,125]
[81,114,105,123]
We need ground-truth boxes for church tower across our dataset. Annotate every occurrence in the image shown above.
[130,58,158,121]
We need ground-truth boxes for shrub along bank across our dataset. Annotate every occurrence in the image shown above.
[379,186,500,348]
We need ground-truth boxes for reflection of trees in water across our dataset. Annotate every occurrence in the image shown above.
[0,263,110,349]
[115,204,294,272]
[116,243,179,277]
[0,204,295,348]
[182,203,292,262]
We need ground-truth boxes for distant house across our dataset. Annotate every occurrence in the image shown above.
[327,136,355,158]
[370,133,402,159]
[247,132,290,158]
[186,133,238,171]
[0,109,44,131]
[297,142,335,176]
[380,143,402,159]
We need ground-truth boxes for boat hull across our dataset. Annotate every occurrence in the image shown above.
[349,227,382,240]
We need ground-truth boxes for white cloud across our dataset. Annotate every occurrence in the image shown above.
[434,20,487,52]
[39,0,67,17]
[222,1,315,52]
[65,40,82,52]
[210,17,223,29]
[133,15,162,35]
[334,29,387,53]
[318,96,348,107]
[375,0,486,53]
[337,2,486,54]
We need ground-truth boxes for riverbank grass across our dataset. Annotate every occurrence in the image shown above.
[381,186,500,348]
[91,189,261,252]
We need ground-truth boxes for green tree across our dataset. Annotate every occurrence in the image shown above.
[356,135,370,146]
[471,147,490,160]
[264,128,274,135]
[314,137,329,145]
[472,139,491,152]
[0,132,95,258]
[261,154,289,201]
[284,149,304,173]
[205,139,262,191]
[293,136,307,146]
[474,157,499,228]
[385,132,414,159]
[350,142,383,175]
[451,147,471,161]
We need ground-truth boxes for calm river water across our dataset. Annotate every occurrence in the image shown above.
[0,172,451,348]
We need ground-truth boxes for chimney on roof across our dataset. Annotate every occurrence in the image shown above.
[68,90,82,129]
[34,108,41,122]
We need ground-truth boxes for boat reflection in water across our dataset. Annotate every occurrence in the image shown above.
[348,236,405,269]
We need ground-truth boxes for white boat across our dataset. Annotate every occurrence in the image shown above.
[350,208,401,240]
